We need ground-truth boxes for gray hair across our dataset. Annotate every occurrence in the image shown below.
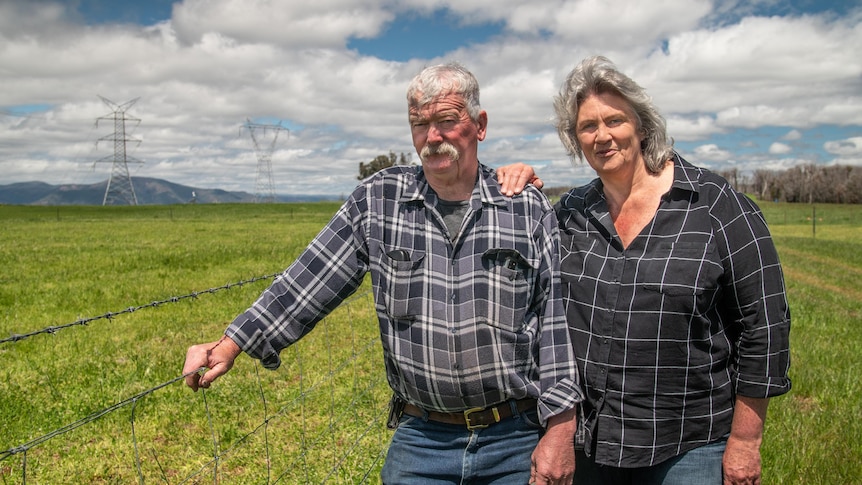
[554,56,673,173]
[407,62,482,122]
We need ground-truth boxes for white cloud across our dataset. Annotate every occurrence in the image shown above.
[641,14,862,127]
[769,142,793,155]
[715,105,813,129]
[504,0,711,49]
[691,144,733,162]
[0,0,860,196]
[782,129,803,141]
[824,137,862,157]
[666,115,722,141]
[171,0,394,46]
[823,138,862,166]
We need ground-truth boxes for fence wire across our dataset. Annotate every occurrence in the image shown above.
[0,273,282,345]
[0,277,390,484]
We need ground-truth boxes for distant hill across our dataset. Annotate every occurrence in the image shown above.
[0,178,338,205]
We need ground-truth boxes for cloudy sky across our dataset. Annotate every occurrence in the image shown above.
[1,0,860,197]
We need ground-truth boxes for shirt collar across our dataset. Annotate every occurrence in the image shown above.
[398,163,508,209]
[668,152,700,195]
[583,151,700,208]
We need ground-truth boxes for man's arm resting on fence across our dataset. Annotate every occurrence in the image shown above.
[530,407,576,485]
[183,335,243,392]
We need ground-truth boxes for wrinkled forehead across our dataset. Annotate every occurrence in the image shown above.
[409,93,467,119]
[409,88,461,109]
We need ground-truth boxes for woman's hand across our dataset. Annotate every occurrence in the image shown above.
[496,163,542,196]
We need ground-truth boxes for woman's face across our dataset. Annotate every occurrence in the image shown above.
[575,92,644,178]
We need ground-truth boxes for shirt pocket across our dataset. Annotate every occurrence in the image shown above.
[382,248,426,319]
[478,248,538,332]
[642,242,720,296]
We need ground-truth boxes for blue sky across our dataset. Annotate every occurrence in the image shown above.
[1,0,860,196]
[72,0,177,24]
[73,1,508,62]
[67,0,862,56]
[348,12,506,62]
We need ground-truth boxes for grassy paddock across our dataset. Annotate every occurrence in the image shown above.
[1,201,861,483]
[0,202,390,483]
[757,202,862,484]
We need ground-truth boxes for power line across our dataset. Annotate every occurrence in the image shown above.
[242,119,289,203]
[95,96,144,205]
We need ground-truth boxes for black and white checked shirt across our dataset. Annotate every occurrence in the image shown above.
[226,164,582,424]
[557,154,791,467]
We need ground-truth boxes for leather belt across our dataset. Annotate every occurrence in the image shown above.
[402,398,537,430]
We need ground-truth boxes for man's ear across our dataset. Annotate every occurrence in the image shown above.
[476,110,488,141]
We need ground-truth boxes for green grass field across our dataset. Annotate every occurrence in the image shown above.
[0,200,860,483]
[760,203,862,484]
[0,203,390,483]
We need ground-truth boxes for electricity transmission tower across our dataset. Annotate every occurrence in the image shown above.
[95,96,143,206]
[242,119,288,203]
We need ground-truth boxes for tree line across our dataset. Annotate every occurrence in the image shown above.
[545,164,862,204]
[720,164,862,204]
[358,151,413,180]
[359,155,861,204]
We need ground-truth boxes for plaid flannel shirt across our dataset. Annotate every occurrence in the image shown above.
[226,164,582,425]
[557,154,791,467]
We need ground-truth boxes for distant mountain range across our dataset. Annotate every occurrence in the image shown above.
[0,177,339,205]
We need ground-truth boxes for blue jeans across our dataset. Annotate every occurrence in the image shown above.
[573,435,727,485]
[381,406,543,484]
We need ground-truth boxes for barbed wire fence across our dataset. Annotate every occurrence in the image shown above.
[0,275,390,484]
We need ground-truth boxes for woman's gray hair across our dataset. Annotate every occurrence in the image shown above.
[554,56,673,173]
[407,62,482,122]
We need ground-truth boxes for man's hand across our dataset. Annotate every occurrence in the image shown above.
[496,163,542,196]
[530,409,576,485]
[182,335,243,391]
[723,396,769,484]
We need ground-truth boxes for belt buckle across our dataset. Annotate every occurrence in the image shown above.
[464,406,499,430]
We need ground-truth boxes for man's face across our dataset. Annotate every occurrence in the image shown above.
[408,93,487,177]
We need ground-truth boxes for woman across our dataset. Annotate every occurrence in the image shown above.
[498,56,791,484]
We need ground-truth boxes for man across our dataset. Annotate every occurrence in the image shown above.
[183,62,582,484]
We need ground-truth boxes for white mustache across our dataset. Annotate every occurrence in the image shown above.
[420,142,460,162]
